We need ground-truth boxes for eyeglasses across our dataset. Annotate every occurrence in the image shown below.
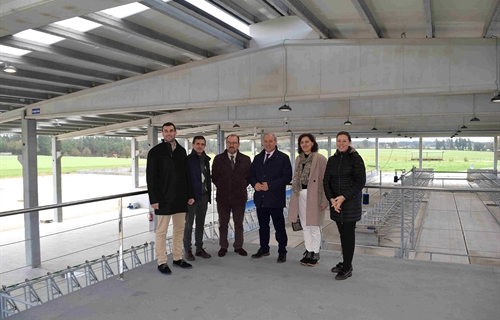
[226,141,239,145]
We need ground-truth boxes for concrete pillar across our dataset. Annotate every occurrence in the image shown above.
[147,123,158,150]
[184,139,189,153]
[131,138,139,188]
[327,136,332,157]
[217,125,224,154]
[260,129,264,149]
[52,136,62,222]
[419,137,423,169]
[20,117,41,268]
[375,137,379,173]
[494,135,498,172]
[251,140,256,159]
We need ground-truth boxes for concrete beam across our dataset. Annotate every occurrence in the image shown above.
[55,118,151,140]
[0,108,24,124]
[23,39,497,120]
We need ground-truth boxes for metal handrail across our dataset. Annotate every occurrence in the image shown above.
[364,184,500,193]
[0,190,148,218]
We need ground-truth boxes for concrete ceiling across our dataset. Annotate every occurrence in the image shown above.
[0,0,499,140]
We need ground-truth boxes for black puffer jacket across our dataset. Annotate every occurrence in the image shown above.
[323,146,366,223]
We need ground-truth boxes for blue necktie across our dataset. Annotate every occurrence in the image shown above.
[264,153,270,164]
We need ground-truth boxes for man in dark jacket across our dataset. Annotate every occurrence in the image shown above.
[211,134,251,257]
[184,136,212,261]
[250,133,292,263]
[147,122,195,275]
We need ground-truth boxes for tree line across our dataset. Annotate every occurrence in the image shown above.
[0,135,494,157]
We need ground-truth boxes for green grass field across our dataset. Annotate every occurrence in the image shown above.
[0,149,496,178]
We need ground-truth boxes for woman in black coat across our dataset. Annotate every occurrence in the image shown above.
[323,131,366,280]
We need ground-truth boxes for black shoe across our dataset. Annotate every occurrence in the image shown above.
[307,252,320,267]
[300,251,312,266]
[331,262,354,273]
[157,263,172,274]
[277,253,286,263]
[335,266,353,280]
[172,259,193,269]
[185,250,195,261]
[251,248,270,258]
[331,262,343,273]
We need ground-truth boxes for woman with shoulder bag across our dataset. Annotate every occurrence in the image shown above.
[288,133,328,267]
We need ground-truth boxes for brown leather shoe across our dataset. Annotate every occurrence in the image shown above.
[218,248,227,257]
[195,248,211,259]
[234,248,248,256]
[185,250,195,261]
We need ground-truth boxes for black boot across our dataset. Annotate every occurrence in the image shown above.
[300,251,313,266]
[308,252,320,267]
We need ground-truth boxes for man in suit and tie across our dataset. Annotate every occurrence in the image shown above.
[250,133,292,263]
[211,134,252,257]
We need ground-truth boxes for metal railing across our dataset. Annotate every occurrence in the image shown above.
[0,185,292,318]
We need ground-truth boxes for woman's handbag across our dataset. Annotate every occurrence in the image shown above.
[291,217,303,232]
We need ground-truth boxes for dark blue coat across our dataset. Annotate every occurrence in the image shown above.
[188,149,211,204]
[250,147,292,208]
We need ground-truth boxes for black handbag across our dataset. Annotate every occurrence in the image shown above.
[291,217,303,232]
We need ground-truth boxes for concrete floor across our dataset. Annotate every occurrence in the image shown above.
[6,241,500,320]
[1,173,500,319]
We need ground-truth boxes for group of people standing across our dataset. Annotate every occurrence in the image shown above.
[146,122,366,281]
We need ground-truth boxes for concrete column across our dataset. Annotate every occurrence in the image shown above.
[375,137,379,173]
[20,117,41,268]
[327,136,332,157]
[419,137,423,169]
[184,139,189,153]
[251,140,256,159]
[131,138,139,188]
[147,123,158,150]
[260,129,264,149]
[217,126,224,154]
[52,136,62,222]
[494,135,498,172]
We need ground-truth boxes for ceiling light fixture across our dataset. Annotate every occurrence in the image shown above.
[279,104,291,111]
[470,94,480,121]
[279,39,291,112]
[344,100,352,125]
[3,63,17,73]
[232,106,241,128]
[492,36,500,102]
[371,119,377,130]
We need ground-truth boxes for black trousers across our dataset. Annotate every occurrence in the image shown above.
[336,220,357,270]
[256,207,288,254]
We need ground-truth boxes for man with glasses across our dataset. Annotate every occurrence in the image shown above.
[211,134,252,257]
